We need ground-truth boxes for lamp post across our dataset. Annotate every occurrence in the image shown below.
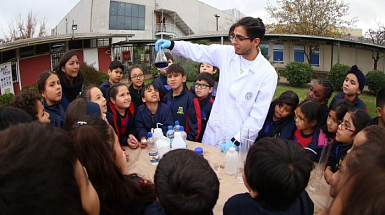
[214,14,220,31]
[72,20,77,40]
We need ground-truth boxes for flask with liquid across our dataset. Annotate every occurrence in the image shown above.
[155,44,168,69]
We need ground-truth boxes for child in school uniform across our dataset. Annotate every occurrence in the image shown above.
[322,99,353,140]
[293,98,325,161]
[190,63,219,98]
[10,90,51,123]
[256,90,299,141]
[135,84,174,147]
[371,87,385,128]
[128,66,145,109]
[329,65,368,112]
[163,64,195,130]
[324,107,371,184]
[188,72,215,142]
[307,80,334,126]
[99,60,124,99]
[107,83,139,149]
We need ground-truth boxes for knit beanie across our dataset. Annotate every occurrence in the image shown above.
[347,65,365,92]
[86,101,101,116]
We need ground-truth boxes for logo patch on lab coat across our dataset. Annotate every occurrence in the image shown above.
[245,92,253,100]
[177,107,184,114]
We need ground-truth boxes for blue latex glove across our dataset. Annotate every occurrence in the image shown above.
[155,39,171,51]
[221,140,238,152]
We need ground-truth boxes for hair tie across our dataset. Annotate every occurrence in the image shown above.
[77,121,87,126]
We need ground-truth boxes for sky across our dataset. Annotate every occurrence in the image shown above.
[1,0,384,39]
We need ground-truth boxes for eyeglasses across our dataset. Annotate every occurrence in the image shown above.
[338,121,355,133]
[131,74,144,79]
[229,34,252,42]
[195,83,210,89]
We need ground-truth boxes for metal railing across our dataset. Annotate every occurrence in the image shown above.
[155,23,185,38]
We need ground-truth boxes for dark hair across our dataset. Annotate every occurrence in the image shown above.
[347,107,371,135]
[297,98,324,129]
[109,60,124,71]
[245,137,314,211]
[359,125,385,150]
[80,85,97,100]
[64,98,100,130]
[376,87,385,108]
[54,50,78,73]
[198,63,218,74]
[108,83,129,100]
[165,52,174,62]
[195,72,215,87]
[0,106,33,131]
[37,70,58,94]
[128,66,144,81]
[0,122,84,214]
[166,64,185,76]
[272,90,299,114]
[229,17,265,42]
[69,116,155,214]
[9,90,41,120]
[141,84,159,98]
[314,80,334,99]
[155,149,219,215]
[329,99,354,122]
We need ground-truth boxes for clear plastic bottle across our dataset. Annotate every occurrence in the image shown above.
[224,147,238,175]
[147,132,159,166]
[172,132,186,150]
[179,126,187,144]
[173,120,180,132]
[166,125,174,148]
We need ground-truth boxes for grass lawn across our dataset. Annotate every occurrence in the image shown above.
[144,79,377,118]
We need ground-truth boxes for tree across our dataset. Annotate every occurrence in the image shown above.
[3,10,47,42]
[364,23,385,70]
[266,0,357,64]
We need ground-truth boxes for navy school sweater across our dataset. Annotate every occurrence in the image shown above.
[329,93,368,112]
[43,100,65,128]
[187,95,214,142]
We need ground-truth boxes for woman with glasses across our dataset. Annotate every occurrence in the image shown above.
[128,66,145,108]
[324,107,371,185]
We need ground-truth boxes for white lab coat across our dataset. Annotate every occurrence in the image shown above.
[171,41,277,147]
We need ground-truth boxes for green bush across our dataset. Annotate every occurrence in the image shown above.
[183,60,200,82]
[366,70,385,94]
[80,63,107,86]
[22,82,40,96]
[0,93,15,106]
[329,63,350,90]
[281,62,312,87]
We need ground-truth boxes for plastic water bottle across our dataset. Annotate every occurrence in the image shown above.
[147,132,159,165]
[166,125,174,147]
[173,120,180,132]
[224,147,238,175]
[153,127,164,144]
[172,132,186,150]
[179,126,187,142]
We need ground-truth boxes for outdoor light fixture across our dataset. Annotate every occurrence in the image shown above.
[214,14,220,31]
[72,24,78,30]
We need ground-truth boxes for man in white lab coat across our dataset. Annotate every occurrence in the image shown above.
[155,17,277,151]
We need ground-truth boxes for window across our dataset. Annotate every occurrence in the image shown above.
[273,43,284,63]
[259,43,269,57]
[51,52,65,71]
[109,1,145,30]
[69,40,82,50]
[311,47,320,66]
[20,46,34,58]
[294,45,305,62]
[51,42,65,53]
[98,39,110,47]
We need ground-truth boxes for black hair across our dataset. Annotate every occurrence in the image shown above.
[229,17,265,42]
[140,84,159,98]
[314,80,334,99]
[198,63,218,74]
[272,90,299,114]
[80,85,97,100]
[0,106,33,131]
[166,64,185,76]
[195,72,215,87]
[37,70,58,94]
[0,122,85,214]
[54,50,78,73]
[128,66,144,81]
[108,83,129,100]
[108,60,124,71]
[347,107,371,135]
[376,87,385,108]
[9,90,41,120]
[164,52,174,62]
[297,98,324,129]
[329,99,354,122]
[155,149,219,215]
[64,98,100,131]
[244,137,314,211]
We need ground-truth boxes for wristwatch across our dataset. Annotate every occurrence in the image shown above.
[231,137,240,146]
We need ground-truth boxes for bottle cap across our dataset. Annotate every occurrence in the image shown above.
[179,126,184,131]
[175,120,179,125]
[147,132,153,138]
[229,147,236,152]
[194,147,203,155]
[168,125,173,130]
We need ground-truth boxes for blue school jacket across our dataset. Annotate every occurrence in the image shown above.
[187,95,214,142]
[152,74,171,102]
[164,87,195,130]
[135,102,174,139]
[43,100,65,128]
[329,93,368,112]
[327,140,353,172]
[257,103,296,141]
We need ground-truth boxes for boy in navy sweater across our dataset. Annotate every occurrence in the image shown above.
[224,138,314,215]
[99,60,124,99]
[163,64,195,130]
[188,72,215,142]
[135,84,174,146]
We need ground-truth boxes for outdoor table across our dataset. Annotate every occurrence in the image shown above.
[124,141,332,215]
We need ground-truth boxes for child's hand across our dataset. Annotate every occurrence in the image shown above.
[324,167,333,185]
[140,138,147,148]
[127,135,139,149]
